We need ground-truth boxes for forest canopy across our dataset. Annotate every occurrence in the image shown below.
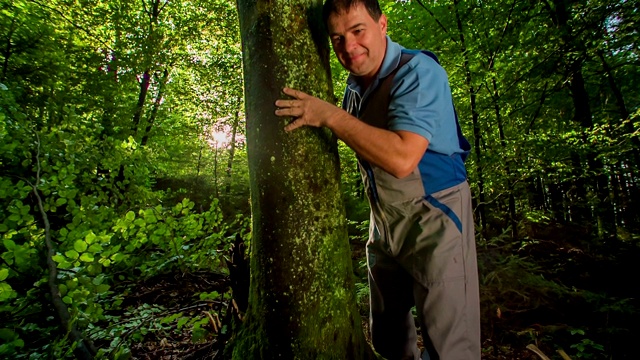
[0,0,638,359]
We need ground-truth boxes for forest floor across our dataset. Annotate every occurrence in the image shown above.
[121,242,540,360]
[123,271,537,360]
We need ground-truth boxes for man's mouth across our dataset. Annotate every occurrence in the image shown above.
[349,53,365,62]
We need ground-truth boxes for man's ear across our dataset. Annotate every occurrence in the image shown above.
[379,14,388,34]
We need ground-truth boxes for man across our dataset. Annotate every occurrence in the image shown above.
[274,0,480,359]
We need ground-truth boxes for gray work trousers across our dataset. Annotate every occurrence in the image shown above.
[366,181,481,360]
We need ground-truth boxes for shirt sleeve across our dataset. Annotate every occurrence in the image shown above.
[387,53,454,145]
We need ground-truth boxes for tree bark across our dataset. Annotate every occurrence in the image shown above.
[233,0,374,359]
[140,68,170,146]
[131,69,151,134]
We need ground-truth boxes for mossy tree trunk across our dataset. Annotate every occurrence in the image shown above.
[233,0,375,359]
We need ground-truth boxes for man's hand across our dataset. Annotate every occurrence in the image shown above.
[274,88,342,131]
[275,88,428,178]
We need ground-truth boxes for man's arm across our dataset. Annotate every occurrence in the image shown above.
[275,87,428,178]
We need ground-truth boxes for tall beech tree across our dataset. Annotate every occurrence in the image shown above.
[233,0,374,358]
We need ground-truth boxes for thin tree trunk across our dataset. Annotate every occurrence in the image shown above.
[1,18,16,82]
[225,110,240,196]
[453,0,486,231]
[213,144,219,199]
[525,83,549,213]
[233,0,374,358]
[140,68,170,146]
[492,77,517,239]
[195,143,204,191]
[131,70,151,134]
[597,48,638,229]
[549,0,611,233]
[32,133,97,359]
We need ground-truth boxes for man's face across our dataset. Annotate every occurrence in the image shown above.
[327,4,387,81]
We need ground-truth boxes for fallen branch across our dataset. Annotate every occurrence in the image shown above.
[526,344,551,360]
[558,349,573,360]
[203,310,218,333]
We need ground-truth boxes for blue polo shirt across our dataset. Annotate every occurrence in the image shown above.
[342,36,468,195]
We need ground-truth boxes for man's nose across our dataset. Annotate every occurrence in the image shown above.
[344,34,357,52]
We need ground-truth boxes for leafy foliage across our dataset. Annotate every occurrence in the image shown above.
[1,0,248,358]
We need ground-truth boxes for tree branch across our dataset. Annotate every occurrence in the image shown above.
[29,131,97,360]
[26,0,113,51]
[141,0,150,17]
[485,0,518,71]
[414,0,458,44]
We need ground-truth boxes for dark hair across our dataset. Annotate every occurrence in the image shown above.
[322,0,383,25]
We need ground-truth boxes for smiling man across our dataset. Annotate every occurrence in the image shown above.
[274,1,480,359]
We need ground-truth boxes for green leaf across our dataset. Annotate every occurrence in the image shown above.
[161,312,183,324]
[144,209,157,223]
[67,279,78,290]
[87,263,103,275]
[114,347,131,360]
[177,317,189,329]
[74,240,88,252]
[199,291,219,301]
[0,269,8,281]
[85,231,96,244]
[2,239,15,250]
[0,283,14,301]
[96,284,110,293]
[58,261,73,270]
[80,253,94,262]
[88,244,103,253]
[13,247,29,268]
[126,211,135,221]
[52,254,66,263]
[63,296,72,304]
[64,250,79,260]
[56,198,67,206]
[0,328,18,341]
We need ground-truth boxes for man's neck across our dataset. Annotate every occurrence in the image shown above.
[356,75,374,92]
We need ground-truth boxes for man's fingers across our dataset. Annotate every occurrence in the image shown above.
[284,119,304,132]
[275,107,303,117]
[275,88,313,132]
[275,99,298,108]
[283,87,306,99]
